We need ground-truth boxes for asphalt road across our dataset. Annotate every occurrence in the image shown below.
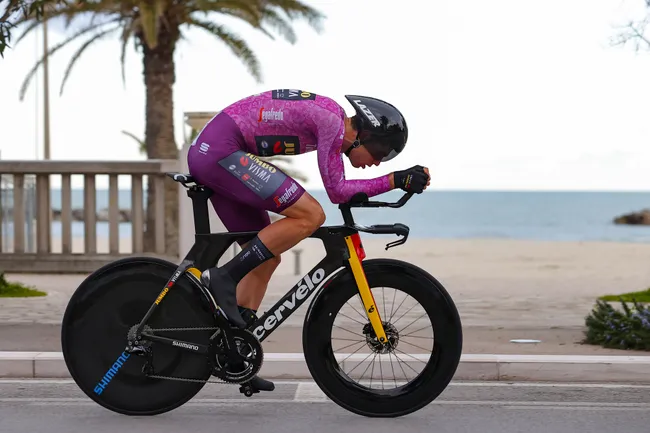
[1,380,649,433]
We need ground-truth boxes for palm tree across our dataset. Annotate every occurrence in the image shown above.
[13,0,324,256]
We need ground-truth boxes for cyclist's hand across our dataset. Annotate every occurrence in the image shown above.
[393,165,430,193]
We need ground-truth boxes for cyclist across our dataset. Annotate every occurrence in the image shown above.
[187,89,430,392]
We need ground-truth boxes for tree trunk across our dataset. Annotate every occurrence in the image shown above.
[141,27,179,257]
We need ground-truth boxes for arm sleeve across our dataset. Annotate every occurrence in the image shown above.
[316,112,392,204]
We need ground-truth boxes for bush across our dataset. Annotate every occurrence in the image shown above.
[0,272,46,297]
[584,298,650,351]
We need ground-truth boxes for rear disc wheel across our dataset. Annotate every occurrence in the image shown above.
[61,258,216,416]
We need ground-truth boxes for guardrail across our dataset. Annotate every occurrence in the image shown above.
[0,160,178,272]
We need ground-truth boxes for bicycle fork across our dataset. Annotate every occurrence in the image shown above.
[344,233,388,344]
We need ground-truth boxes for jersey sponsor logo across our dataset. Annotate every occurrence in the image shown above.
[352,100,381,127]
[273,182,299,207]
[218,150,286,199]
[258,107,284,122]
[255,135,300,156]
[271,89,316,100]
[253,268,326,339]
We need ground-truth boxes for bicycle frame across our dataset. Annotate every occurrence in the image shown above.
[134,179,412,356]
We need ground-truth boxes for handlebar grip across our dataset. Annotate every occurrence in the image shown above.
[367,223,410,237]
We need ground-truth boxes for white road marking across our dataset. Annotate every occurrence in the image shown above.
[2,379,650,389]
[293,382,328,401]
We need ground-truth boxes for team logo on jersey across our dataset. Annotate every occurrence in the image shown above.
[255,135,300,156]
[273,182,299,208]
[258,107,284,122]
[272,89,316,100]
[218,150,286,200]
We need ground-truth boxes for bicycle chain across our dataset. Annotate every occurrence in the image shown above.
[137,326,261,385]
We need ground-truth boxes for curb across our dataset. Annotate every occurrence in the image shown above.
[1,352,650,383]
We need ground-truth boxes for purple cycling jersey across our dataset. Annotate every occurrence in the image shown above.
[219,89,392,204]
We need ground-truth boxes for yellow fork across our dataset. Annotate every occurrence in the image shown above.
[344,236,388,343]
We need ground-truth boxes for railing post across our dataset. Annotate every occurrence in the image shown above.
[61,174,72,254]
[84,174,96,254]
[292,249,302,276]
[154,174,165,254]
[13,174,25,254]
[108,174,119,254]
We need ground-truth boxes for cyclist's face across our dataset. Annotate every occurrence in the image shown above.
[350,145,381,169]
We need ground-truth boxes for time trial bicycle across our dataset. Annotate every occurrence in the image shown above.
[61,172,463,418]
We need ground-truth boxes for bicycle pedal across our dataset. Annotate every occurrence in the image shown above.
[239,384,259,398]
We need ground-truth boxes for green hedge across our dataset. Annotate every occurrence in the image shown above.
[584,299,650,351]
[0,273,46,298]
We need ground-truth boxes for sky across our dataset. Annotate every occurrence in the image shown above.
[1,0,650,191]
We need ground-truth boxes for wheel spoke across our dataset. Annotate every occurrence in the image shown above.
[398,311,429,334]
[388,351,398,387]
[388,291,409,323]
[391,298,419,325]
[335,339,367,353]
[332,324,364,338]
[378,353,384,390]
[388,288,398,320]
[347,351,375,375]
[348,297,370,322]
[357,352,376,383]
[401,324,434,338]
[399,338,433,353]
[369,353,376,388]
[336,310,367,326]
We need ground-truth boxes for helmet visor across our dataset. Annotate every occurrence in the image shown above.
[359,134,402,162]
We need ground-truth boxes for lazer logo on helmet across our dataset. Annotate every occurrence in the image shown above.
[353,100,381,127]
[253,268,326,339]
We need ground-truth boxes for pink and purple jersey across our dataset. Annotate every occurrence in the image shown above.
[220,89,392,204]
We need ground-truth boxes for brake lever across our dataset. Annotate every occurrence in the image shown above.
[385,223,410,250]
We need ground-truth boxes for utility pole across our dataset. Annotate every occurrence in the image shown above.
[43,7,51,160]
[42,7,52,253]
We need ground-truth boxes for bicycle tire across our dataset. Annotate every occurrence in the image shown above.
[302,258,463,417]
[61,257,215,416]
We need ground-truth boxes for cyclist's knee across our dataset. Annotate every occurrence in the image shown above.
[282,193,325,235]
[268,255,281,268]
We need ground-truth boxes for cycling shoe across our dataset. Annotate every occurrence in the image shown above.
[201,268,247,329]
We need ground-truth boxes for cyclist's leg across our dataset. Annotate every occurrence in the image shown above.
[208,195,281,312]
[190,146,325,328]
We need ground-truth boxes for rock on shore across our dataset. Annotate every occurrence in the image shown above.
[614,209,650,225]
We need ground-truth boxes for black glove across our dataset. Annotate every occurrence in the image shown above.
[393,165,429,193]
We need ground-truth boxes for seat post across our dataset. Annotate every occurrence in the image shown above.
[187,186,213,234]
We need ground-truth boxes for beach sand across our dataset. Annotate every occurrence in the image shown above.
[2,235,649,355]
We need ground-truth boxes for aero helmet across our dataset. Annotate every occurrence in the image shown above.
[344,95,408,162]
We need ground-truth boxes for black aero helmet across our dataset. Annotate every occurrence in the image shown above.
[344,94,408,162]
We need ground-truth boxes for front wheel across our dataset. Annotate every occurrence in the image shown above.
[302,258,463,417]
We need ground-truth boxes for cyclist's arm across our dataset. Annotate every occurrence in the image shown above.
[316,114,393,204]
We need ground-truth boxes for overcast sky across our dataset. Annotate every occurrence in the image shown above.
[1,0,649,191]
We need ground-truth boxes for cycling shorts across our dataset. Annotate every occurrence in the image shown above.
[187,112,306,236]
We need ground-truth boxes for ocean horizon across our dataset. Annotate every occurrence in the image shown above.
[2,188,649,244]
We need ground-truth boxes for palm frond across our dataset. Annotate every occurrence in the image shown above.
[121,130,146,154]
[134,0,168,49]
[188,18,262,82]
[59,24,120,95]
[119,19,137,86]
[18,17,120,101]
[265,0,325,33]
[257,8,296,43]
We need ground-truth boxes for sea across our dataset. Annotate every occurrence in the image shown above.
[32,188,650,244]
